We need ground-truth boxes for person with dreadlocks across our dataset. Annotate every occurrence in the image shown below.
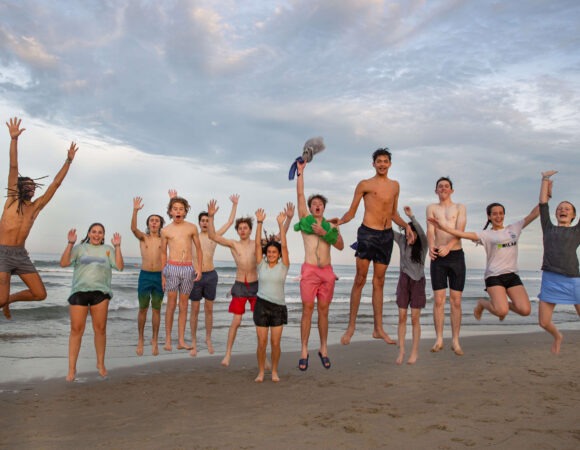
[0,117,78,319]
[428,199,539,324]
[393,206,428,365]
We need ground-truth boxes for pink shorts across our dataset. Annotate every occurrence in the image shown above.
[300,263,336,304]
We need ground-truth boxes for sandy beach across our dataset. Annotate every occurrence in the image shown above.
[1,330,579,449]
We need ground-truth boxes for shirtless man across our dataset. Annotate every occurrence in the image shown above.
[0,117,77,319]
[295,160,344,371]
[426,177,467,355]
[131,197,165,356]
[161,197,202,351]
[188,194,239,357]
[331,148,413,345]
[207,199,258,367]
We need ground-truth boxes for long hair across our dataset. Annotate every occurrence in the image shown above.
[6,175,47,214]
[81,223,105,245]
[408,222,423,265]
[483,203,505,230]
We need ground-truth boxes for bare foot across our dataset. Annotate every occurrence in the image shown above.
[451,344,464,356]
[395,352,404,365]
[66,371,76,382]
[221,355,231,367]
[164,342,172,351]
[341,330,354,345]
[407,353,418,365]
[372,330,397,345]
[272,373,280,383]
[97,364,108,378]
[136,340,144,356]
[430,342,444,353]
[206,337,215,354]
[499,315,506,322]
[254,373,264,383]
[473,305,483,321]
[551,332,563,354]
[189,346,197,357]
[152,341,159,356]
[2,304,11,320]
[177,342,193,350]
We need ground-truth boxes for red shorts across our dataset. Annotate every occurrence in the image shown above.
[228,297,257,315]
[300,263,336,304]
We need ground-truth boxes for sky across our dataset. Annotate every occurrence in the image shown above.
[0,0,579,268]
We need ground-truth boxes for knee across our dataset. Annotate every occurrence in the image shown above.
[70,324,86,336]
[495,304,509,317]
[32,287,47,301]
[372,273,385,287]
[354,273,367,288]
[519,305,531,317]
[93,324,107,336]
[398,312,408,324]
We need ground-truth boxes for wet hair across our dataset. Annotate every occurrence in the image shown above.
[6,175,47,214]
[166,197,190,218]
[198,211,209,223]
[557,201,577,221]
[81,222,105,245]
[145,214,165,236]
[435,176,453,190]
[307,194,328,209]
[235,216,253,231]
[483,203,505,230]
[407,221,424,265]
[372,147,392,162]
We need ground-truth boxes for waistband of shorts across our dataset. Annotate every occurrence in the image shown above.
[167,261,193,266]
[359,224,393,235]
[233,279,258,287]
[202,269,218,275]
[302,262,334,270]
[140,269,162,275]
[0,244,28,255]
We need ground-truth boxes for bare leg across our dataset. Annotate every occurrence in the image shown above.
[90,300,110,378]
[221,314,242,367]
[317,301,330,359]
[370,262,396,344]
[476,286,510,320]
[67,305,89,381]
[255,326,268,382]
[396,308,407,365]
[2,272,48,319]
[177,293,191,349]
[341,258,369,345]
[431,289,446,352]
[407,308,421,365]
[204,299,215,354]
[449,289,463,355]
[151,307,160,356]
[538,300,563,354]
[164,291,177,351]
[300,302,314,367]
[136,307,148,356]
[505,285,532,317]
[189,300,200,356]
[270,325,283,382]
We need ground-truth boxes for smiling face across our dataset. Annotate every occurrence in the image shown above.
[88,224,105,245]
[372,154,391,176]
[435,179,454,200]
[488,205,505,229]
[556,201,576,226]
[266,244,281,265]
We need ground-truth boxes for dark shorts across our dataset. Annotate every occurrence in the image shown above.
[484,272,523,290]
[396,272,427,309]
[68,290,110,307]
[138,270,164,310]
[351,225,394,265]
[189,270,218,301]
[229,280,259,315]
[0,245,37,275]
[253,297,288,327]
[430,249,466,292]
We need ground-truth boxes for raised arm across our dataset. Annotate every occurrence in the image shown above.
[255,208,265,265]
[540,170,557,204]
[207,199,236,248]
[427,216,479,242]
[34,142,78,212]
[283,202,295,234]
[60,229,77,267]
[522,204,540,229]
[296,161,308,218]
[6,117,25,194]
[131,197,146,240]
[277,211,290,266]
[216,194,239,235]
[111,233,124,271]
[404,206,427,249]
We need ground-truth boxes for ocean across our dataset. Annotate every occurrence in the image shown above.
[1,253,579,384]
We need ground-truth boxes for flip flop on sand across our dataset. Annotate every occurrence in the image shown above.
[298,355,309,371]
[318,351,331,369]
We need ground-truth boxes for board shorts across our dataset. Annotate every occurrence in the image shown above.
[350,225,394,265]
[0,245,37,275]
[253,296,288,327]
[396,272,427,309]
[68,290,110,307]
[484,272,523,290]
[538,270,580,305]
[229,280,258,315]
[163,262,196,295]
[138,270,164,310]
[189,269,218,301]
[300,263,336,304]
[430,249,466,292]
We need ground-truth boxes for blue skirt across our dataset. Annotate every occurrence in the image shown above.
[538,271,580,305]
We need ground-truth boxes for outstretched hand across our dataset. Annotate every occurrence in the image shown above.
[6,117,25,139]
[284,202,295,219]
[111,233,122,246]
[276,211,287,226]
[541,170,558,178]
[255,208,266,223]
[230,194,240,204]
[207,199,219,217]
[67,142,78,161]
[133,197,144,210]
[168,189,177,199]
[67,228,77,244]
[427,217,441,229]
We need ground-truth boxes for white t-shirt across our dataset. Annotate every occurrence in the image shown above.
[476,220,525,279]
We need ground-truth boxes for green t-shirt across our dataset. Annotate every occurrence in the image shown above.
[69,243,120,297]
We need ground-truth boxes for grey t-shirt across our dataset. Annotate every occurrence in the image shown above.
[540,203,580,277]
[393,216,428,281]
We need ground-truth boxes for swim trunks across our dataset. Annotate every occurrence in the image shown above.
[538,270,580,305]
[430,249,466,292]
[351,225,394,265]
[484,272,523,290]
[229,280,258,314]
[189,269,218,301]
[163,262,196,295]
[396,272,427,309]
[253,296,288,327]
[300,263,336,303]
[0,245,37,275]
[67,290,110,307]
[138,270,164,309]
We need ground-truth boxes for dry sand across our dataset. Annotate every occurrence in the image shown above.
[1,330,579,449]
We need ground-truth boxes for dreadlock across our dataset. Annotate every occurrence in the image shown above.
[6,175,48,214]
